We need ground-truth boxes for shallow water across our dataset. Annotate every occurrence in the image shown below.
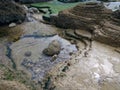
[10,35,77,81]
[0,20,76,82]
[104,2,120,11]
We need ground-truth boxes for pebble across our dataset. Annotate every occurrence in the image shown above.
[24,51,32,57]
[9,23,16,27]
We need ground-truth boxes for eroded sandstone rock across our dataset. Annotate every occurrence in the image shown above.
[43,40,61,56]
[50,3,120,47]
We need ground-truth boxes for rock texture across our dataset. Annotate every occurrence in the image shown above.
[0,0,26,25]
[112,10,120,19]
[50,3,112,29]
[50,3,120,47]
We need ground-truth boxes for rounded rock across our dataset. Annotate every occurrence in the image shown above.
[24,51,32,57]
[43,40,61,56]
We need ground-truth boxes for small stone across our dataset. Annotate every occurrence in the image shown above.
[62,66,69,72]
[70,40,76,44]
[22,5,28,11]
[24,51,32,57]
[67,63,71,66]
[28,7,39,14]
[9,23,16,27]
[51,54,58,62]
[84,52,88,57]
[69,52,73,56]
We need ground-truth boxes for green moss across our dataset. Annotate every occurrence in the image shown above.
[31,0,80,14]
[4,71,14,80]
[0,64,4,67]
[0,64,35,90]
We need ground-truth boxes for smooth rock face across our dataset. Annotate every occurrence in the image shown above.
[0,0,26,25]
[51,3,120,47]
[43,40,61,56]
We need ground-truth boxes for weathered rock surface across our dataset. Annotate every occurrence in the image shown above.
[0,80,29,90]
[49,41,120,90]
[0,0,26,25]
[43,40,61,56]
[112,10,120,19]
[50,2,112,29]
[50,3,120,47]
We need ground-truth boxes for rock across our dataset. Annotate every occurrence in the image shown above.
[25,13,35,22]
[112,10,120,19]
[50,2,120,47]
[22,5,29,11]
[28,7,40,14]
[0,80,29,90]
[44,77,55,90]
[0,0,26,25]
[24,51,32,57]
[9,23,16,28]
[43,40,61,56]
[51,54,58,62]
[51,3,112,29]
[62,66,69,72]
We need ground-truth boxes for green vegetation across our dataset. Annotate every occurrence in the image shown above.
[0,64,36,90]
[31,0,80,16]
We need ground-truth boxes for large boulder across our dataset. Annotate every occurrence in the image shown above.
[43,40,61,56]
[50,3,120,47]
[50,3,112,29]
[0,0,26,25]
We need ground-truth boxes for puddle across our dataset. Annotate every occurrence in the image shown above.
[10,35,77,81]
